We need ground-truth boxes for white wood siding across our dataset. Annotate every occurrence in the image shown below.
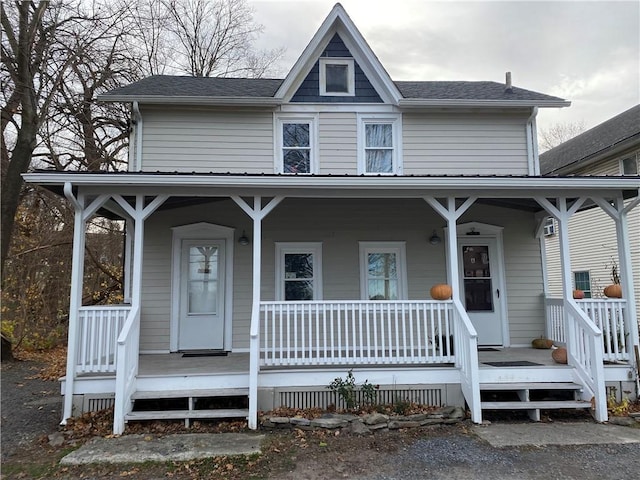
[318,112,358,175]
[140,108,530,175]
[141,107,274,173]
[140,199,544,350]
[403,113,530,175]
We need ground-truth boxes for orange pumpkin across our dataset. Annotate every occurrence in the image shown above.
[430,284,452,300]
[572,289,585,299]
[551,347,567,364]
[603,284,622,298]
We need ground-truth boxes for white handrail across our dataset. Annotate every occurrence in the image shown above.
[451,298,481,424]
[260,300,455,367]
[113,304,140,435]
[546,297,629,361]
[77,305,130,373]
[564,299,607,422]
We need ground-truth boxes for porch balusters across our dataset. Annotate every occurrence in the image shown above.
[260,300,454,367]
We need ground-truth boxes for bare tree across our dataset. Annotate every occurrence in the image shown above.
[538,120,586,152]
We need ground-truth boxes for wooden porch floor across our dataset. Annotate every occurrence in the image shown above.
[137,347,567,377]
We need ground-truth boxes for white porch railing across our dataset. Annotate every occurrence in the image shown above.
[564,300,607,422]
[545,297,630,362]
[77,305,130,373]
[113,304,140,435]
[260,300,455,367]
[451,298,481,424]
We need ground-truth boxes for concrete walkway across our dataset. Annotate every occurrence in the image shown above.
[59,423,640,465]
[60,433,264,465]
[473,422,640,448]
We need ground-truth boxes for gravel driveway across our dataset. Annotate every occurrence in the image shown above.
[1,358,62,461]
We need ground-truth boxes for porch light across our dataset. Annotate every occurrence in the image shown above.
[429,230,441,245]
[466,228,480,236]
[238,231,250,246]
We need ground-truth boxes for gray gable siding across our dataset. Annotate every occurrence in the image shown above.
[291,34,382,103]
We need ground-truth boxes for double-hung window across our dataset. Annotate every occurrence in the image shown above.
[276,115,318,174]
[357,114,402,175]
[621,154,638,175]
[275,243,323,301]
[573,271,592,298]
[359,242,407,300]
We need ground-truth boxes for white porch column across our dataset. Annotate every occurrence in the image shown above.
[592,195,640,352]
[424,196,482,423]
[123,222,133,304]
[61,185,112,423]
[232,195,283,429]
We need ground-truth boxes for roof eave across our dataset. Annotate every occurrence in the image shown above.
[96,95,282,107]
[23,172,638,192]
[398,99,571,108]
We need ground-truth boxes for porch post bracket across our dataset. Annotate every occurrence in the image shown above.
[81,194,111,223]
[423,196,477,221]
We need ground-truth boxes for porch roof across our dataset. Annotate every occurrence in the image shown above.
[24,171,638,215]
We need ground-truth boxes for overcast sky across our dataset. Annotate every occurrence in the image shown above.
[250,0,640,134]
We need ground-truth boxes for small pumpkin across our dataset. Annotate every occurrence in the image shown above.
[572,289,585,299]
[531,337,553,349]
[603,284,622,298]
[551,347,567,364]
[430,284,452,300]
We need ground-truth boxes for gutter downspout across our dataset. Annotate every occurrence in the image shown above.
[132,102,143,171]
[525,107,539,176]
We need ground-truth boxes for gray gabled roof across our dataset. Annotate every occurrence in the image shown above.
[99,75,567,106]
[540,104,640,174]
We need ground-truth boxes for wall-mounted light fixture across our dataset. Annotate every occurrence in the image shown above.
[429,230,441,245]
[238,230,250,246]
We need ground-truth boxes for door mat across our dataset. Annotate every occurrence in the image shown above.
[478,347,500,352]
[483,361,542,367]
[182,351,229,358]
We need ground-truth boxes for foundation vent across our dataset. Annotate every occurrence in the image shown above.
[278,387,443,410]
[84,395,115,413]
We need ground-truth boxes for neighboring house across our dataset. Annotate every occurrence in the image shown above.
[540,105,640,326]
[25,4,639,434]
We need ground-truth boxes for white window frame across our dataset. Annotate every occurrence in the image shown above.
[319,57,355,96]
[359,241,408,300]
[620,153,639,176]
[274,114,319,174]
[573,270,592,298]
[275,242,323,301]
[357,114,403,175]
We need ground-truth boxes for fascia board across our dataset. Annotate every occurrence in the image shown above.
[398,99,571,108]
[23,173,640,192]
[96,95,281,107]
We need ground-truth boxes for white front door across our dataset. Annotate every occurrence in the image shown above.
[458,238,504,346]
[178,239,225,350]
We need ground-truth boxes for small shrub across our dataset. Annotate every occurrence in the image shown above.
[327,370,379,410]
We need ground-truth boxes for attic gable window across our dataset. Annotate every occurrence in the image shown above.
[319,58,354,96]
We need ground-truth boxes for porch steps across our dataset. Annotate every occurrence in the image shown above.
[480,381,590,421]
[125,388,249,427]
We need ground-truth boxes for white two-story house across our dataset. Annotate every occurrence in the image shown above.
[25,4,639,434]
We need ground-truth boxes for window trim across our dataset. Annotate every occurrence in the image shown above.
[573,270,592,298]
[620,153,639,176]
[275,242,323,301]
[274,114,319,174]
[357,114,403,175]
[359,241,408,300]
[319,57,355,96]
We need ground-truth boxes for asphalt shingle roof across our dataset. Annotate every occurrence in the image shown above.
[539,104,640,174]
[101,75,565,103]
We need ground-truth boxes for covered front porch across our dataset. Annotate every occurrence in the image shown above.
[25,172,639,434]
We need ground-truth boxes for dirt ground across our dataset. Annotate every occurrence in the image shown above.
[2,356,640,480]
